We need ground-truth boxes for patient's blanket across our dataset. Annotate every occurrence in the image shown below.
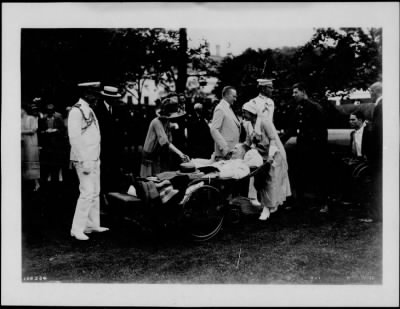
[214,159,250,179]
[191,149,263,179]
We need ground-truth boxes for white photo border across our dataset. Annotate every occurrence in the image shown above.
[2,2,399,306]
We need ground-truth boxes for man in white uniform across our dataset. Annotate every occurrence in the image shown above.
[249,78,275,137]
[68,82,109,240]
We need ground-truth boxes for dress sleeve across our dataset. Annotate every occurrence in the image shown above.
[28,116,38,132]
[261,116,278,145]
[153,119,170,147]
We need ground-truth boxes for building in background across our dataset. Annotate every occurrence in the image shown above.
[121,78,176,106]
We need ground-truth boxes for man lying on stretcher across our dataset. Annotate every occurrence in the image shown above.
[109,143,264,207]
[190,143,264,206]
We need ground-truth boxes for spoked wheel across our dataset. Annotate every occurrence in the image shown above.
[182,184,225,242]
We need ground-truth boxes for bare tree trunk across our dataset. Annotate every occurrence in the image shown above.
[177,28,188,93]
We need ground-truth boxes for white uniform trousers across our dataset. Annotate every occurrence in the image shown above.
[71,160,101,234]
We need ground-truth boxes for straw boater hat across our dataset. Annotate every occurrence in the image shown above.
[176,162,200,175]
[100,86,122,98]
[156,96,186,119]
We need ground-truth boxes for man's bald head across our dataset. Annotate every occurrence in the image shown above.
[369,81,382,103]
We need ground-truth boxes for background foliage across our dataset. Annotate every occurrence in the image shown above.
[21,27,381,116]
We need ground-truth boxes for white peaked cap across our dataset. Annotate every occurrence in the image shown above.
[257,79,274,86]
[77,81,101,87]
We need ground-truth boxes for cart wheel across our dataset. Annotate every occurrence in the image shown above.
[182,184,225,242]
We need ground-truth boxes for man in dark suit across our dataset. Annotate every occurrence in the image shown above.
[280,82,329,212]
[349,111,369,158]
[93,86,125,193]
[360,81,382,222]
[335,111,370,205]
[187,103,214,159]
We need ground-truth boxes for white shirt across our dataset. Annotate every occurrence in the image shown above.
[104,101,112,114]
[353,123,366,157]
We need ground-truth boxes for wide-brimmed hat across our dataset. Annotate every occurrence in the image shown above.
[156,96,186,119]
[100,86,122,98]
[257,78,274,87]
[242,101,258,115]
[30,103,40,110]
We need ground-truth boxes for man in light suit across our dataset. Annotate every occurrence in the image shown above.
[68,82,109,240]
[210,86,241,160]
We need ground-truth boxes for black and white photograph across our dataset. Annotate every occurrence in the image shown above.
[2,2,399,307]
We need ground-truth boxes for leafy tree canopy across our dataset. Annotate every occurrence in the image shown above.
[214,27,382,107]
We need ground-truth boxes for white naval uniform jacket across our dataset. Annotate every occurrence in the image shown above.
[210,99,241,157]
[68,98,101,162]
[250,94,275,136]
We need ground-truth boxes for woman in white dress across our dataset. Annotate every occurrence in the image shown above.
[242,101,291,220]
[21,106,40,191]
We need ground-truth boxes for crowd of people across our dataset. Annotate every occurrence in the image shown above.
[21,78,383,240]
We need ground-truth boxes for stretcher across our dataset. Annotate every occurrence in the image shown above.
[107,160,271,242]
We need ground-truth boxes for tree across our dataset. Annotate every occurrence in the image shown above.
[21,28,217,109]
[294,27,382,94]
[214,47,298,108]
[177,28,188,93]
[106,28,181,104]
[214,27,382,106]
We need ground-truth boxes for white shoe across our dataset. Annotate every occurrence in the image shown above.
[270,206,278,213]
[259,207,270,221]
[250,198,261,207]
[84,227,109,234]
[71,231,89,240]
[319,205,329,213]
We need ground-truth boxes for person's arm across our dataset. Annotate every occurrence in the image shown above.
[55,114,66,134]
[168,143,188,161]
[269,102,275,122]
[262,118,280,159]
[279,111,297,145]
[154,119,188,161]
[68,108,87,161]
[21,117,38,135]
[210,108,229,156]
[242,121,253,147]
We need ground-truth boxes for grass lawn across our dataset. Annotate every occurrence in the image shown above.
[22,190,382,284]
